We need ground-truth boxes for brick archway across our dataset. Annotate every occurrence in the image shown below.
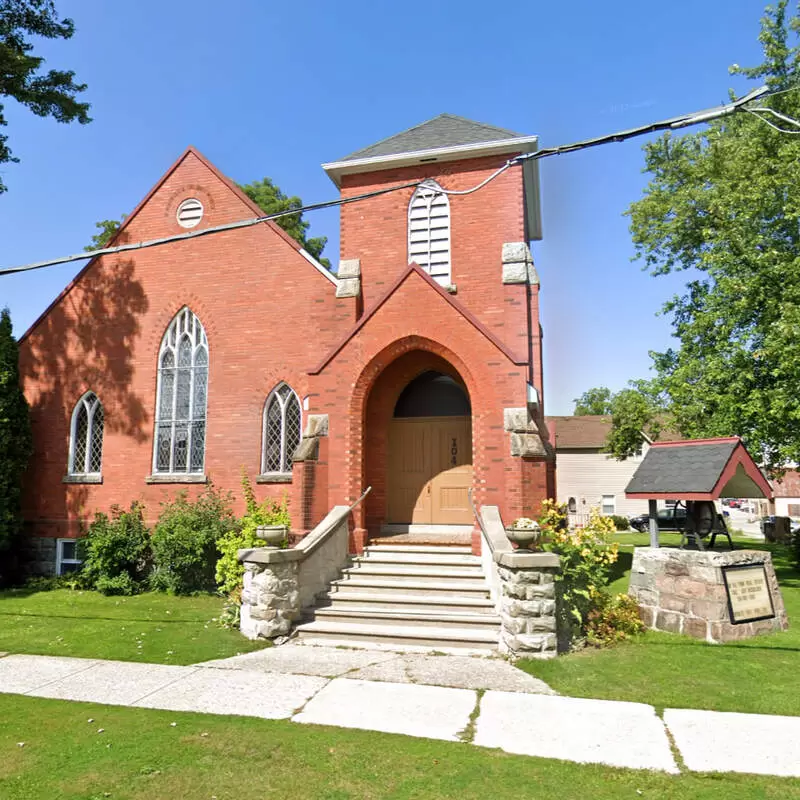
[347,336,480,548]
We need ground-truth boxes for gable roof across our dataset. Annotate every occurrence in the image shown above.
[340,114,523,161]
[309,262,527,375]
[625,437,772,500]
[546,415,613,449]
[20,146,336,343]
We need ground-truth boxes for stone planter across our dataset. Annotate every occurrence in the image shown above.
[255,524,288,547]
[505,525,542,551]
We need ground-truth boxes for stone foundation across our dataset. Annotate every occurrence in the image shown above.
[629,547,789,643]
[496,551,561,658]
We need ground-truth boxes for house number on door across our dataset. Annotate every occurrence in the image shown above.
[451,438,458,466]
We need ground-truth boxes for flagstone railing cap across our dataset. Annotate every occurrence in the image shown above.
[494,551,560,569]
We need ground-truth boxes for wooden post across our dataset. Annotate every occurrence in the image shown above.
[649,498,659,548]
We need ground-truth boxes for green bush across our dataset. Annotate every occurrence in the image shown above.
[215,473,290,597]
[586,591,645,646]
[609,514,632,531]
[150,485,236,594]
[79,503,151,595]
[540,500,619,640]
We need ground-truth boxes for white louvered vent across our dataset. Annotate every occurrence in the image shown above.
[408,180,451,286]
[176,198,204,228]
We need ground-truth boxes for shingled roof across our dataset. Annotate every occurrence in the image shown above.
[339,114,523,162]
[625,438,772,500]
[545,415,612,449]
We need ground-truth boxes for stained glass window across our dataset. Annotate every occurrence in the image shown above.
[262,383,301,474]
[68,392,104,475]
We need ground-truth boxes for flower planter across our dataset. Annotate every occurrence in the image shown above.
[255,524,288,547]
[505,525,542,551]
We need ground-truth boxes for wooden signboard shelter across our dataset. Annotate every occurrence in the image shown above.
[624,437,773,548]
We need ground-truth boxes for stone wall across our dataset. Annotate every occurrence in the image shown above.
[629,547,789,643]
[496,551,561,658]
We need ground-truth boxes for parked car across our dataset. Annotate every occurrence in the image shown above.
[629,506,688,533]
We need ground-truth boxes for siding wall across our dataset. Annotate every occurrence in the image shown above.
[555,447,653,518]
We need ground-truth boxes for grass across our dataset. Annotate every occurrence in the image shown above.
[1,694,799,799]
[0,589,268,665]
[519,532,800,716]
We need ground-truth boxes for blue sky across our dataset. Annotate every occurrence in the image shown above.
[0,0,769,414]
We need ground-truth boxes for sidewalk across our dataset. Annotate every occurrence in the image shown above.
[2,646,799,778]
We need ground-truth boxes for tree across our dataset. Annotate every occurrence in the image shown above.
[0,1,91,193]
[240,177,330,268]
[0,308,32,558]
[85,218,123,251]
[87,180,330,267]
[626,0,800,471]
[573,386,613,415]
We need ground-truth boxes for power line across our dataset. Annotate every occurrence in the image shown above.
[2,84,795,278]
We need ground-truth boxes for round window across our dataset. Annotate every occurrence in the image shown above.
[176,198,204,228]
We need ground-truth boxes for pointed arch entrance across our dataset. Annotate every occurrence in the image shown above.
[387,370,473,525]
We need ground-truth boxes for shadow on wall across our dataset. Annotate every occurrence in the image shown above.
[19,253,149,547]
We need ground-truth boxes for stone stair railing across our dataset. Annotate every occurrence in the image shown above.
[238,489,370,641]
[472,496,562,659]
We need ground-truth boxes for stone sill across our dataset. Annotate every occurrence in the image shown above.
[145,474,208,484]
[494,551,560,569]
[256,473,292,484]
[62,474,103,485]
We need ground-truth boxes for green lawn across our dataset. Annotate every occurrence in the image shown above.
[0,589,268,665]
[1,694,798,799]
[519,533,800,716]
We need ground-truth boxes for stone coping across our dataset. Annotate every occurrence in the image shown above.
[479,505,512,555]
[494,551,560,568]
[238,504,350,565]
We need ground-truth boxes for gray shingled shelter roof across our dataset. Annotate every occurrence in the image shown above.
[339,114,524,162]
[625,441,738,495]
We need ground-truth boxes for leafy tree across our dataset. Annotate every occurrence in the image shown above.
[85,218,123,251]
[240,177,330,268]
[0,308,33,556]
[626,0,800,471]
[573,386,613,416]
[606,387,663,459]
[0,1,91,193]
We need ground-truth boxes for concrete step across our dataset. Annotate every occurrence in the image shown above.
[359,551,480,566]
[323,592,496,614]
[365,544,474,555]
[294,620,499,653]
[347,563,484,579]
[314,606,501,629]
[331,577,490,597]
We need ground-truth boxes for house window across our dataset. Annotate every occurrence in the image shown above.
[567,497,577,514]
[262,383,302,475]
[153,308,209,475]
[56,539,81,575]
[408,180,451,286]
[601,495,615,515]
[68,392,104,476]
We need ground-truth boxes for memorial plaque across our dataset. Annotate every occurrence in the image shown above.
[722,564,775,624]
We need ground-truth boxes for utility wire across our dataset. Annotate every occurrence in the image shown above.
[3,84,797,278]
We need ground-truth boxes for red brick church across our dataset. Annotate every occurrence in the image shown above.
[19,114,554,576]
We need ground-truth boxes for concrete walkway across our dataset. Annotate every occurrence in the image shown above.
[2,647,800,777]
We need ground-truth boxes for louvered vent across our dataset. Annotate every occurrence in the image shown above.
[176,198,204,228]
[408,181,451,286]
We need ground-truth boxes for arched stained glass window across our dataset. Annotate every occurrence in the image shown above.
[408,180,451,286]
[154,308,209,474]
[68,392,104,475]
[262,383,301,474]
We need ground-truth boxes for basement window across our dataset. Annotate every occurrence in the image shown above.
[56,539,82,575]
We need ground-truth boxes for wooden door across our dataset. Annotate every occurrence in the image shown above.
[387,416,472,524]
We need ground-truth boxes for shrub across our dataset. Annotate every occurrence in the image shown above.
[586,591,645,646]
[542,503,619,638]
[150,485,236,594]
[215,473,290,596]
[79,502,151,595]
[609,514,632,532]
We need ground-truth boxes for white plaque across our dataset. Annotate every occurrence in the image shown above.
[723,565,775,624]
